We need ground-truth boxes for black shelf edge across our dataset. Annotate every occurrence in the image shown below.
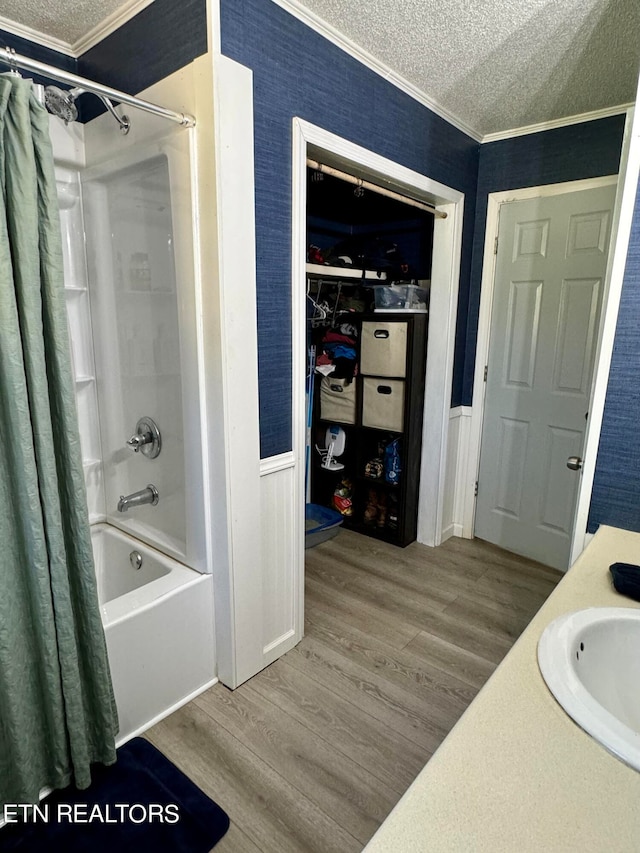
[355,475,400,489]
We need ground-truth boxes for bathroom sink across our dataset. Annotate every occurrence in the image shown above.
[537,607,640,772]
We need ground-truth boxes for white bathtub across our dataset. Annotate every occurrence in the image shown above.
[91,523,216,745]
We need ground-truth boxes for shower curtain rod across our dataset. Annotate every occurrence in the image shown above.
[0,46,196,128]
[307,158,447,219]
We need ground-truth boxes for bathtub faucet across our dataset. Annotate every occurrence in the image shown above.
[117,484,159,512]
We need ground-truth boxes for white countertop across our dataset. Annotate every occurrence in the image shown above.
[365,526,640,853]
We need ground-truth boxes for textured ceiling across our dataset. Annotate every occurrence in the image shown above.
[296,0,640,135]
[0,0,139,48]
[2,0,639,135]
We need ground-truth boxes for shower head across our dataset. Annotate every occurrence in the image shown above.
[43,85,130,135]
[43,86,82,124]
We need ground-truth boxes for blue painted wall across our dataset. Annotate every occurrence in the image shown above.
[1,0,206,121]
[588,179,640,534]
[220,0,479,457]
[78,0,207,121]
[5,3,634,532]
[0,29,76,84]
[465,117,626,404]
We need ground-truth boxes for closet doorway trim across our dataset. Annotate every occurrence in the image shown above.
[292,117,464,632]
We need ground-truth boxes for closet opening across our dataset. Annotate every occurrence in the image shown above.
[289,118,464,653]
[305,165,435,548]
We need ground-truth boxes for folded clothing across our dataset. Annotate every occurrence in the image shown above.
[322,343,356,360]
[315,364,335,376]
[610,562,640,602]
[323,330,356,346]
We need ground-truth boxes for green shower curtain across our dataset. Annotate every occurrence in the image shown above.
[0,75,118,807]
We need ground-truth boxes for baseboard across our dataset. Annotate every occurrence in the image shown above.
[442,521,465,540]
[115,676,218,748]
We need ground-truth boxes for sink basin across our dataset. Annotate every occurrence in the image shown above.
[538,607,640,772]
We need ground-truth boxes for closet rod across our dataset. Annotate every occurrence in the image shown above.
[307,158,447,219]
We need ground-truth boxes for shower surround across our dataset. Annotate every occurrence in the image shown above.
[53,112,215,743]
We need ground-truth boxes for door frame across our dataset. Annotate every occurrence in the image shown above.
[291,117,465,634]
[463,173,625,569]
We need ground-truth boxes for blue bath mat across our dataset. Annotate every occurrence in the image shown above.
[0,737,229,852]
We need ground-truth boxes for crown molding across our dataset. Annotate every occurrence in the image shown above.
[270,0,633,146]
[1,0,631,145]
[0,0,154,60]
[269,0,483,143]
[480,103,633,143]
[0,14,76,56]
[72,0,154,56]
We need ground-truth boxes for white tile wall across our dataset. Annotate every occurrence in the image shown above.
[56,165,105,523]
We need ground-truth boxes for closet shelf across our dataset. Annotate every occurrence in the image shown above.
[306,262,387,282]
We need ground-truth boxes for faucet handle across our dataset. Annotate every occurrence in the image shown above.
[126,417,161,458]
[127,433,149,452]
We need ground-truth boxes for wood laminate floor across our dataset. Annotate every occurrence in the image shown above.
[146,530,562,852]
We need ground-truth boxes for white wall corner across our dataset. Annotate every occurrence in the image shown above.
[442,406,473,541]
[206,0,222,56]
[209,53,264,687]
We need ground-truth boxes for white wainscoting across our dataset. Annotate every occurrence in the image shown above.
[260,452,302,663]
[441,406,473,541]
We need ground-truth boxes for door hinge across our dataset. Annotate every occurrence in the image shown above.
[483,365,488,382]
[474,481,479,497]
[494,236,499,255]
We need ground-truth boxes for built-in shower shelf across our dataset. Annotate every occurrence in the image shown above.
[121,289,175,296]
[82,458,102,470]
[123,372,182,379]
[64,285,88,293]
[75,374,95,386]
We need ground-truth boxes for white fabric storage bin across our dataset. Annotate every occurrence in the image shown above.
[360,321,407,377]
[362,378,405,432]
[320,376,357,424]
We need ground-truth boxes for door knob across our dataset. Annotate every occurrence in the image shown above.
[566,456,583,471]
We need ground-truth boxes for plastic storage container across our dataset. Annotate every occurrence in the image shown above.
[305,503,343,548]
[373,283,428,312]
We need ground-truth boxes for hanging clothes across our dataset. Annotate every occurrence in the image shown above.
[0,74,118,807]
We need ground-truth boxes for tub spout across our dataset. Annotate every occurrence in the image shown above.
[117,484,159,512]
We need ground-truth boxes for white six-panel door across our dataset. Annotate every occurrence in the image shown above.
[475,185,616,570]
